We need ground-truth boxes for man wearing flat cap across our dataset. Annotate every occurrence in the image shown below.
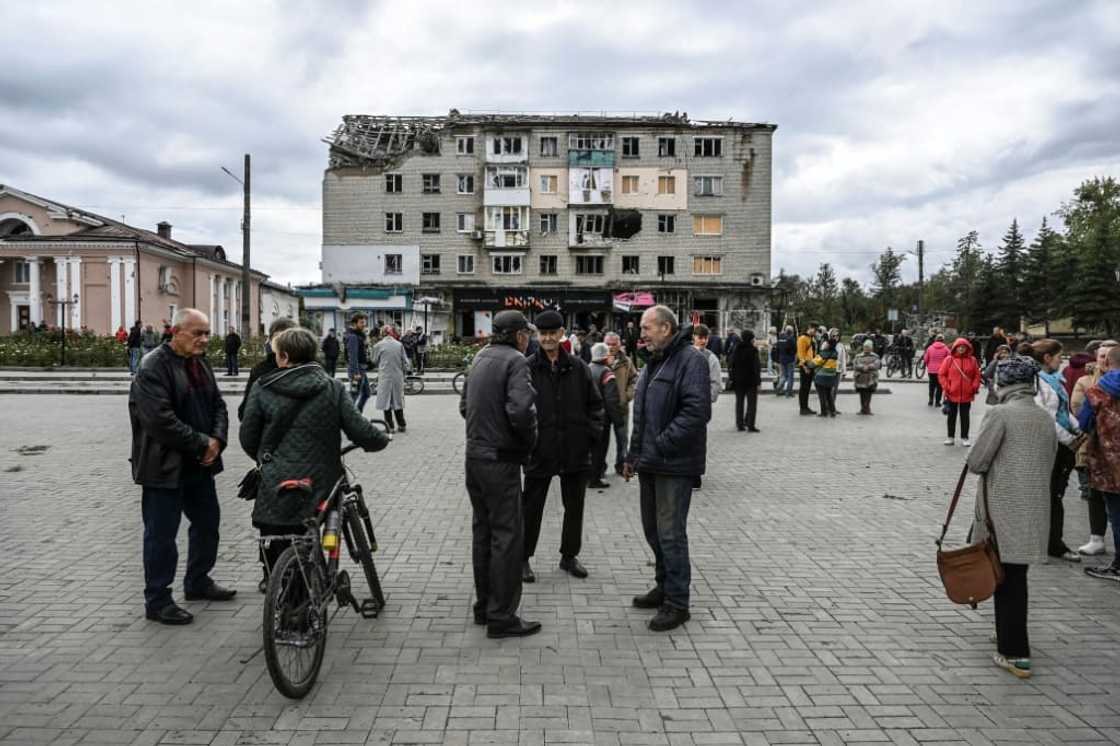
[459,309,542,638]
[521,309,605,582]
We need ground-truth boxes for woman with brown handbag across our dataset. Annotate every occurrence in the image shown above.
[966,355,1057,678]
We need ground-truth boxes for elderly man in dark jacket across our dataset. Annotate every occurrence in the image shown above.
[624,305,710,632]
[522,310,605,583]
[129,308,233,626]
[731,330,762,432]
[459,310,541,638]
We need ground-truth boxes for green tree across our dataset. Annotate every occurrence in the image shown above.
[969,254,1000,333]
[947,230,984,330]
[808,262,840,325]
[992,218,1025,330]
[839,277,870,332]
[1059,177,1120,336]
[870,246,907,324]
[1021,218,1062,333]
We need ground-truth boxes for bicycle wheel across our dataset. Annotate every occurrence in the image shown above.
[263,545,328,699]
[452,372,465,395]
[916,361,926,379]
[344,504,385,609]
[405,376,424,396]
[885,357,897,378]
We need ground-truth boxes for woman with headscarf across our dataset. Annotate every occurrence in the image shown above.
[851,339,881,415]
[967,355,1057,679]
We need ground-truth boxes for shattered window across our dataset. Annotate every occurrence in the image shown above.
[658,137,675,157]
[456,136,475,155]
[493,136,524,155]
[385,213,403,232]
[539,137,558,156]
[539,255,558,275]
[491,254,523,274]
[385,174,402,193]
[457,174,475,194]
[385,254,403,274]
[422,212,441,233]
[694,176,723,196]
[657,214,676,233]
[580,171,598,190]
[488,166,526,189]
[568,133,614,150]
[575,214,605,240]
[622,256,640,275]
[575,256,604,275]
[622,137,640,157]
[422,174,441,194]
[694,137,723,157]
[658,256,675,275]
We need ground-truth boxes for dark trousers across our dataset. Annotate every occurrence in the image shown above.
[352,372,371,412]
[815,382,836,415]
[612,413,630,470]
[798,367,815,410]
[522,472,588,560]
[946,401,971,438]
[256,522,304,576]
[1088,485,1110,537]
[1047,445,1076,556]
[324,356,338,378]
[928,377,943,405]
[638,472,693,610]
[466,459,523,625]
[994,563,1029,659]
[734,387,758,430]
[901,353,914,377]
[858,388,873,413]
[226,353,239,376]
[141,474,221,613]
[384,409,406,430]
[592,423,612,480]
[1102,491,1120,556]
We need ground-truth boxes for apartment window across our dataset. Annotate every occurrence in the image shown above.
[539,136,558,156]
[422,212,441,233]
[491,254,523,274]
[692,214,723,235]
[658,137,676,157]
[657,214,676,233]
[621,175,640,194]
[694,176,723,196]
[456,136,475,155]
[457,174,475,194]
[385,212,403,232]
[539,174,558,193]
[385,253,403,274]
[421,254,441,275]
[422,174,441,194]
[539,213,558,233]
[492,136,523,155]
[575,213,606,237]
[13,261,30,283]
[658,256,675,276]
[621,137,640,157]
[692,256,723,275]
[657,175,676,195]
[575,255,604,275]
[485,206,527,231]
[539,255,558,275]
[385,173,402,193]
[487,166,526,189]
[694,137,723,157]
[456,213,476,233]
[568,132,614,150]
[579,170,599,190]
[622,255,640,275]
[457,255,475,274]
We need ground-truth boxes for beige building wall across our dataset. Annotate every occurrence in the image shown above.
[613,167,689,211]
[529,167,568,210]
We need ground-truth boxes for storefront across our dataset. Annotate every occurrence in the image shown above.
[452,287,612,337]
[298,285,416,337]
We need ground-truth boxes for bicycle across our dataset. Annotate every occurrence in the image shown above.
[883,346,902,378]
[452,353,475,395]
[259,427,389,699]
[916,355,927,379]
[370,373,425,396]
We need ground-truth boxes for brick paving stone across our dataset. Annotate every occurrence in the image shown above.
[0,387,1118,745]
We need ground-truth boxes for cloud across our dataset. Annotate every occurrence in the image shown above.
[2,0,1116,285]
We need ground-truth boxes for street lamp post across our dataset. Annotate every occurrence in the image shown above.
[46,293,79,367]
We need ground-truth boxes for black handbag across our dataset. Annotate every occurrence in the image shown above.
[237,397,312,501]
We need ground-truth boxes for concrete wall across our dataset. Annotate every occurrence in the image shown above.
[321,244,420,285]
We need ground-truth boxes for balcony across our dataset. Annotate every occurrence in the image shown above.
[484,229,530,249]
[568,150,616,168]
[483,187,530,207]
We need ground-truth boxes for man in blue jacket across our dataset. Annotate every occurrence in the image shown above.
[623,305,710,631]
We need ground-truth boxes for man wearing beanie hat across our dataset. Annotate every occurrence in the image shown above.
[459,309,541,638]
[521,309,605,582]
[588,342,624,489]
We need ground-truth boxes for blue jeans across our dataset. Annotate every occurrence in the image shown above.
[129,348,141,374]
[612,413,630,469]
[778,362,795,395]
[638,472,693,610]
[351,372,371,412]
[141,474,221,612]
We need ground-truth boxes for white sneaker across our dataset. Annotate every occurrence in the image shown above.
[944,438,955,446]
[961,438,972,447]
[1079,536,1107,556]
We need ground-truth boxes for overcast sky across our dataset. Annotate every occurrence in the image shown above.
[3,1,1118,285]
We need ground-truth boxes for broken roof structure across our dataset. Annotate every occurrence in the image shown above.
[324,109,777,169]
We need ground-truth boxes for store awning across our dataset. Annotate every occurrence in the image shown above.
[613,291,656,312]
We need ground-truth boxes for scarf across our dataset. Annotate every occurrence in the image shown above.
[1038,369,1073,433]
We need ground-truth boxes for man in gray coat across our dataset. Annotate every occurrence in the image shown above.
[372,325,409,433]
[459,310,541,639]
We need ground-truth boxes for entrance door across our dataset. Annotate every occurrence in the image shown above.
[16,305,30,330]
[458,311,475,338]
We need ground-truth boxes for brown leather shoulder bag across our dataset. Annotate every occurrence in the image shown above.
[936,464,1004,609]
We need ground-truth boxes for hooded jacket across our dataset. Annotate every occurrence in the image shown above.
[923,340,951,375]
[938,339,981,403]
[1062,352,1092,396]
[239,363,390,526]
[1077,370,1120,494]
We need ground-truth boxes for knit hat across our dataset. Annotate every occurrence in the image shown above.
[591,343,610,362]
[995,355,1039,388]
[534,310,564,330]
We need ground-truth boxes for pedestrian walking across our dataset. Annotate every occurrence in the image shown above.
[521,310,604,583]
[623,320,639,359]
[458,309,541,638]
[797,323,818,415]
[588,343,622,488]
[127,320,143,374]
[1072,341,1118,556]
[692,324,722,489]
[415,326,429,373]
[321,328,340,378]
[1079,344,1120,583]
[923,334,951,407]
[624,305,710,632]
[345,314,371,413]
[725,328,742,392]
[239,328,390,590]
[372,324,409,433]
[777,325,796,397]
[939,338,981,445]
[852,339,881,415]
[730,329,761,431]
[223,328,242,377]
[967,355,1057,679]
[239,317,297,420]
[810,340,840,417]
[128,309,234,626]
[605,332,637,476]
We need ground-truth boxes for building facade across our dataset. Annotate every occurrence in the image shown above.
[320,111,776,338]
[0,185,267,336]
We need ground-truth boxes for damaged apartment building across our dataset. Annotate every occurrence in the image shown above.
[304,110,776,339]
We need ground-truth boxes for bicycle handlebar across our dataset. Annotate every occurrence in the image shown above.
[341,419,391,456]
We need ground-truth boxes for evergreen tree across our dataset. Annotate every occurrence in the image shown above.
[969,254,1000,334]
[947,231,983,331]
[1021,218,1061,333]
[839,277,870,332]
[993,218,1025,330]
[870,246,906,324]
[809,263,840,326]
[1059,177,1120,337]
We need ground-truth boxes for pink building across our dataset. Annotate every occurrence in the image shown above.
[0,185,270,336]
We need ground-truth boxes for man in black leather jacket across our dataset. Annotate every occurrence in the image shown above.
[129,308,235,626]
[459,310,541,639]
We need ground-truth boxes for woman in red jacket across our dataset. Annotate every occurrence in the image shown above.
[939,337,982,446]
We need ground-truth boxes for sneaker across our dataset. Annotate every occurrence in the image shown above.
[993,653,1032,679]
[1084,563,1120,582]
[944,438,955,446]
[961,438,972,447]
[1078,536,1107,556]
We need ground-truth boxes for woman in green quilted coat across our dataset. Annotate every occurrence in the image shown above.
[240,327,391,585]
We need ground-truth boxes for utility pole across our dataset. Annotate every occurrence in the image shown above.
[241,154,252,336]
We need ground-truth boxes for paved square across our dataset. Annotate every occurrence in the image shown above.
[1,383,1118,745]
